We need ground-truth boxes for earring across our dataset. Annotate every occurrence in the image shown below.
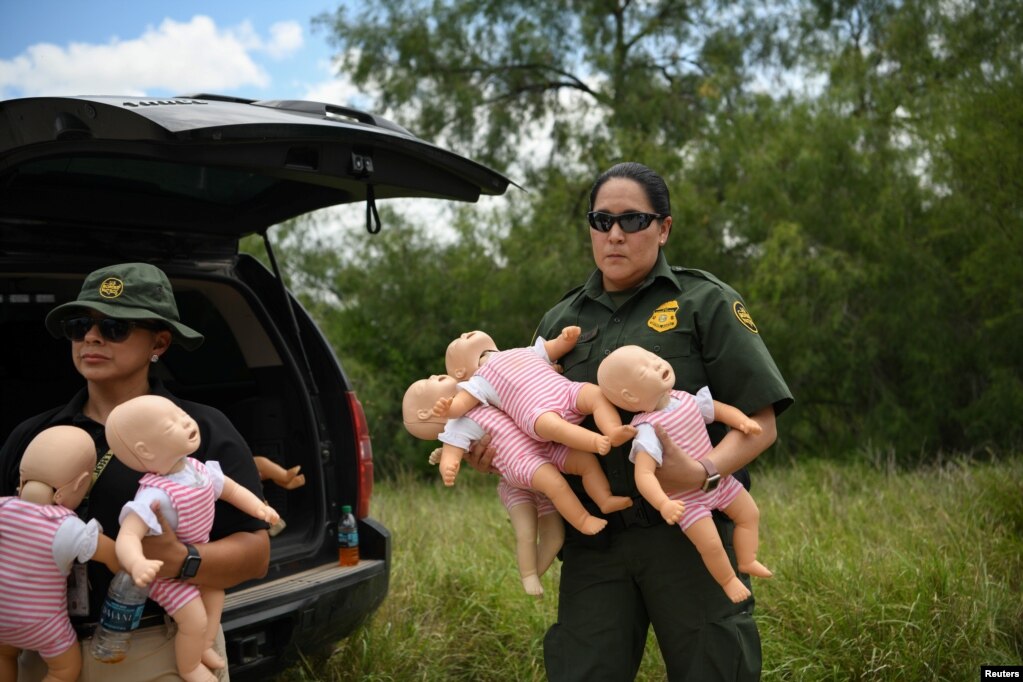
[151,354,159,363]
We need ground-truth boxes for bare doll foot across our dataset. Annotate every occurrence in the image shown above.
[181,663,217,682]
[202,647,226,670]
[659,500,686,525]
[739,560,773,578]
[607,425,637,447]
[597,495,633,514]
[722,577,752,604]
[592,435,612,455]
[522,574,544,597]
[578,516,608,535]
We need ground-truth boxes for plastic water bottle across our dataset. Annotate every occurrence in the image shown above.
[338,505,360,566]
[91,571,151,663]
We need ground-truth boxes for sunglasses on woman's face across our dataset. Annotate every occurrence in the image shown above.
[587,211,666,233]
[61,317,160,343]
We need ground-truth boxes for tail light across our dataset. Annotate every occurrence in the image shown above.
[346,391,374,518]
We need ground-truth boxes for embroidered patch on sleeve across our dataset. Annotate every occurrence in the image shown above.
[733,301,758,333]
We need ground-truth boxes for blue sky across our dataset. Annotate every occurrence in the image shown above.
[0,0,367,105]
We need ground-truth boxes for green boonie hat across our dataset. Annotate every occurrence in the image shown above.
[44,263,204,350]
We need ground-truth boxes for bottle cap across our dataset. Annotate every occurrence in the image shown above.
[342,505,352,513]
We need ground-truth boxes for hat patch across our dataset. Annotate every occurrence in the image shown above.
[733,301,758,333]
[647,300,679,332]
[98,277,124,299]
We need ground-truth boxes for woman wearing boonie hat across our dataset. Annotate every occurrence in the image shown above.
[0,262,269,682]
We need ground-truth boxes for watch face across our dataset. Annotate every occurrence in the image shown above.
[703,474,722,493]
[180,547,201,579]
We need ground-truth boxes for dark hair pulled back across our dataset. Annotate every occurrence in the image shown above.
[588,162,671,217]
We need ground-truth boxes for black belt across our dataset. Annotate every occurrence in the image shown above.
[74,613,167,639]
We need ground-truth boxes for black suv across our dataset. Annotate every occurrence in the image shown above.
[0,94,510,679]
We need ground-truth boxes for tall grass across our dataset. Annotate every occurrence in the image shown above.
[278,456,1023,681]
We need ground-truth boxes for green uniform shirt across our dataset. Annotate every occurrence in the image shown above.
[536,251,793,501]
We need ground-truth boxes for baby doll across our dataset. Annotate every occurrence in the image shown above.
[0,425,118,682]
[106,395,279,682]
[429,447,565,596]
[433,327,635,455]
[598,345,772,603]
[405,375,631,538]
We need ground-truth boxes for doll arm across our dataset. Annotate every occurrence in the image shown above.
[432,390,481,419]
[253,456,305,490]
[633,450,686,524]
[542,325,581,363]
[712,400,763,436]
[93,532,121,574]
[116,512,164,586]
[220,476,280,525]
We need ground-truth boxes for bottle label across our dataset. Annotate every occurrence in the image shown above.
[99,598,145,633]
[338,530,359,548]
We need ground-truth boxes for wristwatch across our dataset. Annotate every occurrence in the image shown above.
[179,544,201,580]
[700,459,722,493]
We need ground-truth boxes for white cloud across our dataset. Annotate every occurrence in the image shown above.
[265,21,304,59]
[0,15,303,98]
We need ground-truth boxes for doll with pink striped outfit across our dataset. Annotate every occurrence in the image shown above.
[598,345,772,603]
[432,327,636,455]
[0,426,118,682]
[405,375,627,593]
[106,395,279,682]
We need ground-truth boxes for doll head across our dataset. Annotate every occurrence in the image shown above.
[105,395,200,475]
[597,345,676,413]
[402,374,460,440]
[19,425,96,509]
[445,330,499,380]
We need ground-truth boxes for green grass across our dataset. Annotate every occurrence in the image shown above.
[278,456,1023,681]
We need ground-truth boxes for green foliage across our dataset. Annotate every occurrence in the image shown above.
[264,0,1023,471]
[276,456,1023,680]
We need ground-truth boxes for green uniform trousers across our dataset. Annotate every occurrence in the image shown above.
[544,513,760,682]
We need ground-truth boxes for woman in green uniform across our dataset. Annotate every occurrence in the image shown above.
[535,162,793,681]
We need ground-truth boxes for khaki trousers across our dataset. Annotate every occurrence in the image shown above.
[18,622,229,681]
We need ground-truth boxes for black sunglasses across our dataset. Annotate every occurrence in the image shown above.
[587,211,667,233]
[61,317,162,343]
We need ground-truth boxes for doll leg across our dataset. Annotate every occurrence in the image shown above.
[575,383,637,446]
[171,597,217,682]
[199,587,227,670]
[536,511,565,578]
[684,518,751,604]
[723,489,773,578]
[0,644,20,682]
[530,463,607,535]
[40,643,82,682]
[439,443,464,486]
[562,449,632,513]
[534,412,611,455]
[507,501,544,595]
[634,451,686,524]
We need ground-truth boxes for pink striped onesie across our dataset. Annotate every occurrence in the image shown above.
[631,389,743,531]
[0,498,99,657]
[438,404,569,491]
[119,458,222,615]
[464,341,585,441]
